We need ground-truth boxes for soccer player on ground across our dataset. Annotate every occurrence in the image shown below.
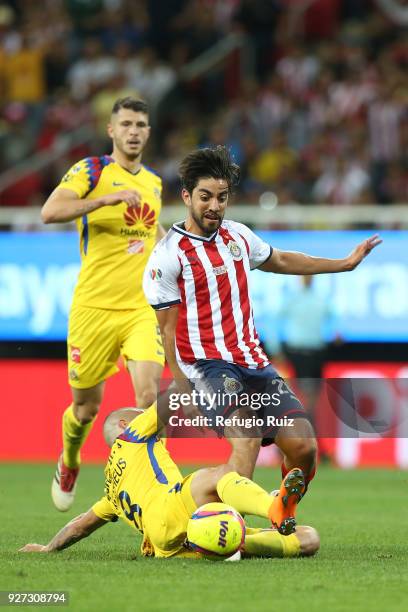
[41,97,166,512]
[20,405,319,558]
[143,146,381,514]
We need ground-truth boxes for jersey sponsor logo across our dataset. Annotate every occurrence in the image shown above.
[127,239,144,254]
[223,375,243,395]
[124,202,156,229]
[69,368,79,381]
[150,268,162,280]
[227,240,242,261]
[120,228,150,238]
[213,264,227,276]
[70,345,81,363]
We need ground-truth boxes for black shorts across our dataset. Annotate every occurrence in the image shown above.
[190,359,308,445]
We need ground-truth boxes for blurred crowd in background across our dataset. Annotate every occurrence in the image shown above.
[0,0,407,207]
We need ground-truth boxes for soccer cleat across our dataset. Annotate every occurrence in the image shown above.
[269,468,305,536]
[51,454,79,512]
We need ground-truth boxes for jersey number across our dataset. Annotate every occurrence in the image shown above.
[118,490,142,530]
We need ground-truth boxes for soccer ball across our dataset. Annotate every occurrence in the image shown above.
[187,502,245,559]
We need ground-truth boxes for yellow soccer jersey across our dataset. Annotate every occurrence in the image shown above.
[92,406,187,555]
[57,156,162,309]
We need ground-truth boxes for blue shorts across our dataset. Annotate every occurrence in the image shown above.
[191,359,308,445]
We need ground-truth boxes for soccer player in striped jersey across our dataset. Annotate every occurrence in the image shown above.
[41,97,166,512]
[143,146,381,522]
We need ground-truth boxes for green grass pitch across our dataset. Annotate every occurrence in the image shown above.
[1,463,407,612]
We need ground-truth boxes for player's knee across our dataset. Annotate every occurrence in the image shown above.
[287,438,317,470]
[230,437,261,456]
[297,526,320,557]
[214,464,233,480]
[136,389,157,409]
[74,401,100,424]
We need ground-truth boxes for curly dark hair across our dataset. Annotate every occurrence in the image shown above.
[179,145,240,194]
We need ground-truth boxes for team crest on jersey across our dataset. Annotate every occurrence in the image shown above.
[124,202,156,229]
[223,376,243,395]
[150,268,162,280]
[227,240,242,260]
[127,239,144,254]
[70,345,81,363]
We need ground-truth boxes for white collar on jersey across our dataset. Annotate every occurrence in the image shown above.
[172,221,218,242]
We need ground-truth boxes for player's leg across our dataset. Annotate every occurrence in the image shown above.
[67,383,105,462]
[190,464,273,516]
[256,371,317,495]
[53,306,121,511]
[242,525,319,558]
[274,417,317,493]
[227,437,262,479]
[188,360,262,477]
[189,463,305,535]
[128,361,163,409]
[52,383,105,512]
[122,312,164,408]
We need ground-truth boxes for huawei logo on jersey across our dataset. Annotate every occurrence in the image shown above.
[124,202,156,229]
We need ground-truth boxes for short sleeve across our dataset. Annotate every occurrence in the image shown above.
[128,404,158,439]
[92,496,118,522]
[232,222,272,270]
[56,159,92,198]
[143,239,182,310]
[122,405,159,442]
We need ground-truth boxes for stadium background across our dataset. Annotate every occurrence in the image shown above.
[1,0,407,468]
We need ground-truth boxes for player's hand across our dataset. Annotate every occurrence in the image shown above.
[104,189,142,208]
[344,234,382,271]
[19,543,48,552]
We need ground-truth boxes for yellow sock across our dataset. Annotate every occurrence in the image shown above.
[62,405,94,469]
[243,528,301,558]
[216,471,272,519]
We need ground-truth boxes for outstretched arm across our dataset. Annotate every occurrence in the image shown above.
[259,234,382,275]
[19,509,107,553]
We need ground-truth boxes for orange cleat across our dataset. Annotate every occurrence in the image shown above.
[269,468,305,535]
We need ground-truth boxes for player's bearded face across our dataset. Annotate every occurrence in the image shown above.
[186,178,229,236]
[108,109,150,159]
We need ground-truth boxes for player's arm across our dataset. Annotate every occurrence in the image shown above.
[155,306,192,395]
[19,508,107,553]
[41,187,142,224]
[143,241,187,392]
[258,234,382,275]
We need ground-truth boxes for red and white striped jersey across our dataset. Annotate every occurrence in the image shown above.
[143,220,272,369]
